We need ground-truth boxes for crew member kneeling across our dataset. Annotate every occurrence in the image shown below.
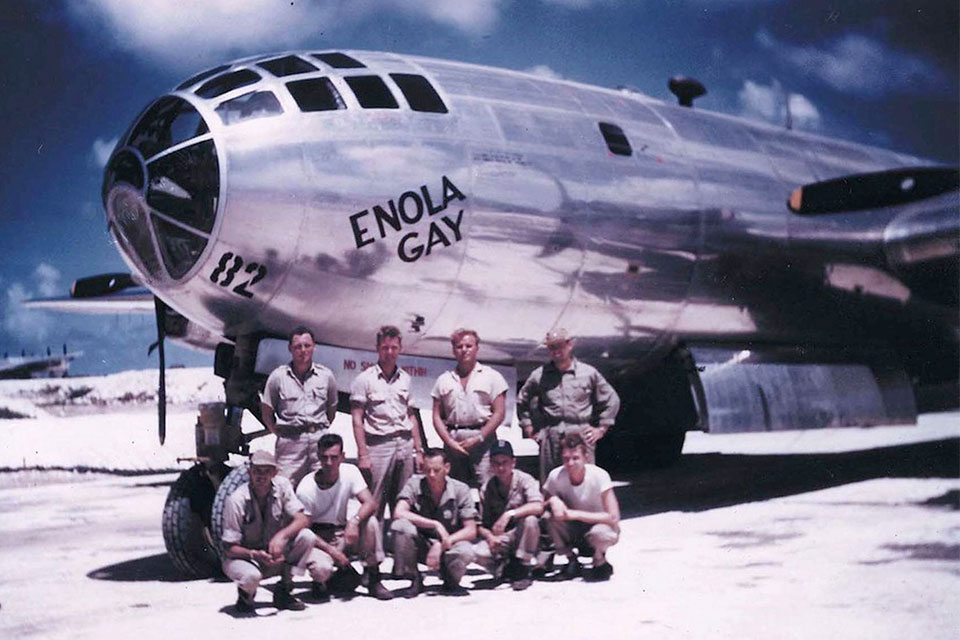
[296,434,393,601]
[220,450,326,612]
[542,433,620,581]
[391,448,477,596]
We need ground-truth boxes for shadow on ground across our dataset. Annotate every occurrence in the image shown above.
[614,437,959,519]
[87,553,218,583]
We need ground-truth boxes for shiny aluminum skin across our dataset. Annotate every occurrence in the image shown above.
[102,50,957,386]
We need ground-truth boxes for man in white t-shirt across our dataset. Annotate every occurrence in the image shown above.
[296,433,393,600]
[542,433,620,581]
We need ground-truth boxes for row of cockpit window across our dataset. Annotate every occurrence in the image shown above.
[180,52,448,128]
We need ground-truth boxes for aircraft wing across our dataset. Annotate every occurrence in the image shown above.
[23,287,155,313]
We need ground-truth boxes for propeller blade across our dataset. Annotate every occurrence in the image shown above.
[152,297,167,445]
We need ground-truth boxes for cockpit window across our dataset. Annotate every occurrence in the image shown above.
[257,55,318,77]
[286,78,345,112]
[145,140,219,233]
[127,97,208,161]
[150,216,209,280]
[196,69,261,99]
[176,64,230,90]
[344,76,398,109]
[598,122,632,156]
[215,91,283,125]
[312,52,366,69]
[389,74,447,113]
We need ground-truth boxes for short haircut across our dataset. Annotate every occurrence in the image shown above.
[317,432,343,453]
[450,328,479,345]
[423,447,448,463]
[377,325,402,346]
[289,326,315,344]
[560,433,587,453]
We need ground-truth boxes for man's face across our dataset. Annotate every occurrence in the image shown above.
[377,336,402,371]
[423,454,449,486]
[547,339,574,367]
[561,445,586,475]
[452,334,479,370]
[318,444,344,476]
[289,332,316,369]
[249,464,277,496]
[490,453,515,483]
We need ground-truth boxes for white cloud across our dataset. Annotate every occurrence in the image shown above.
[3,282,53,343]
[525,64,564,80]
[91,136,119,169]
[738,79,821,131]
[756,29,949,97]
[68,0,501,71]
[33,264,62,298]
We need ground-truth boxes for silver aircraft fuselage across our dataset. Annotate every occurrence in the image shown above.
[101,49,957,385]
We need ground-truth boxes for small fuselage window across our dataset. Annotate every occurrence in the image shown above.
[286,78,346,112]
[598,122,632,156]
[215,91,283,125]
[389,73,447,113]
[344,76,399,109]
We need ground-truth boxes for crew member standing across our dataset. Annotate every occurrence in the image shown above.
[350,325,423,519]
[431,328,508,487]
[261,327,338,486]
[517,329,620,482]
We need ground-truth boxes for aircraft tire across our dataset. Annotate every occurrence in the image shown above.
[161,464,220,577]
[636,431,686,469]
[210,465,250,559]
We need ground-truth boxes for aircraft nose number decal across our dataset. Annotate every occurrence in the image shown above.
[209,252,268,299]
[349,175,466,263]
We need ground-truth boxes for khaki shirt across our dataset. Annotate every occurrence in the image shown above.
[479,469,542,530]
[221,476,304,549]
[431,363,508,427]
[350,364,415,437]
[261,362,338,430]
[516,359,620,431]
[397,475,476,535]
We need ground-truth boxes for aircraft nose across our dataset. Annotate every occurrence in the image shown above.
[102,95,220,282]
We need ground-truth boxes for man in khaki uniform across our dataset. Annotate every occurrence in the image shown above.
[517,329,620,482]
[221,450,327,612]
[261,326,338,486]
[431,328,508,487]
[350,325,423,519]
[391,449,477,596]
[473,440,543,591]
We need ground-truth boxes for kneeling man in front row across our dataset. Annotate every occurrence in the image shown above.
[474,439,543,591]
[296,433,394,601]
[543,433,621,581]
[221,450,327,612]
[391,449,476,596]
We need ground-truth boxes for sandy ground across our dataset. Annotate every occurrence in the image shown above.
[0,377,956,639]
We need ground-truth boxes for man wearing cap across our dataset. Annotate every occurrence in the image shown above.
[261,326,339,486]
[390,449,477,596]
[517,328,620,482]
[221,450,327,612]
[473,440,543,590]
[296,433,394,601]
[542,433,620,581]
[350,325,423,520]
[431,328,508,487]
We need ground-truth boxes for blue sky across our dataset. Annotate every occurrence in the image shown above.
[0,0,956,374]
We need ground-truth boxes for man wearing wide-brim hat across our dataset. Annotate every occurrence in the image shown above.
[516,329,620,482]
